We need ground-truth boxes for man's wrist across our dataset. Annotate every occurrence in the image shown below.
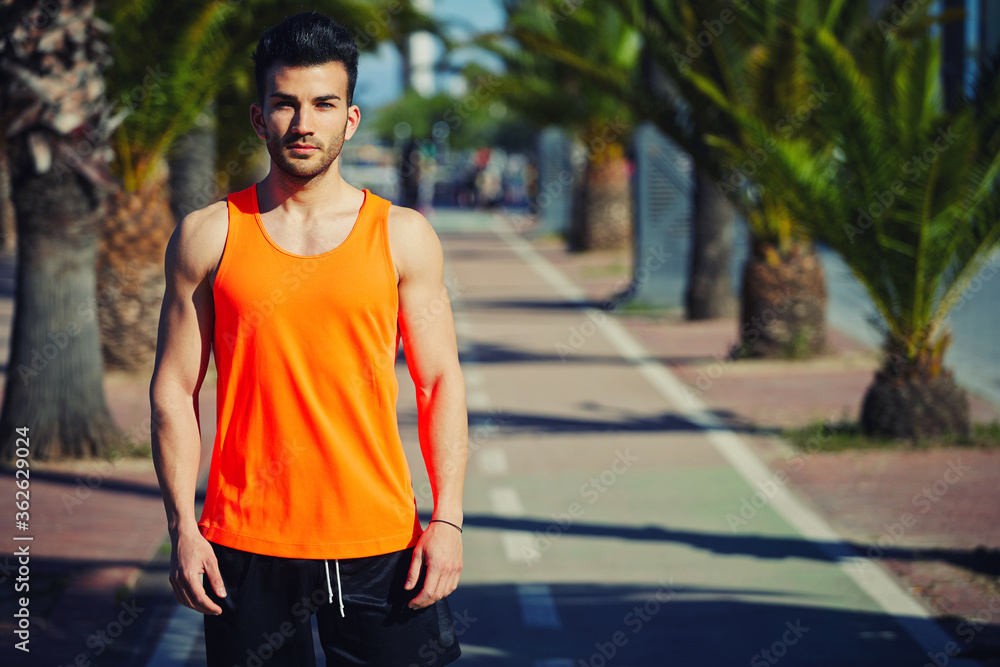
[430,509,463,524]
[428,518,463,533]
[169,518,202,542]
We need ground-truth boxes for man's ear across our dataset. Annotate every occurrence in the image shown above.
[250,103,266,139]
[344,105,361,141]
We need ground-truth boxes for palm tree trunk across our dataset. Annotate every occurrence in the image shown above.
[168,109,219,224]
[686,170,736,319]
[97,174,174,372]
[0,149,16,252]
[861,370,969,440]
[570,142,633,251]
[738,240,827,358]
[0,144,118,460]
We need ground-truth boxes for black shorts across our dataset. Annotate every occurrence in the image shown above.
[203,542,461,667]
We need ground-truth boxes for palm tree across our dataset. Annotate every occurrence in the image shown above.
[482,1,642,251]
[0,0,120,459]
[615,0,875,355]
[97,0,438,371]
[503,0,851,342]
[732,15,1000,437]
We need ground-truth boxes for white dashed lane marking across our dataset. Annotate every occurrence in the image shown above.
[476,446,509,476]
[516,584,562,629]
[145,604,200,667]
[488,486,535,564]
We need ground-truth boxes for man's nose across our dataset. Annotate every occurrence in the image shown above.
[291,106,316,135]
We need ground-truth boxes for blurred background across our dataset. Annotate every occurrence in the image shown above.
[1,0,999,665]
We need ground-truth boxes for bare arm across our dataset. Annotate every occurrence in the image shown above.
[149,201,227,615]
[390,206,468,609]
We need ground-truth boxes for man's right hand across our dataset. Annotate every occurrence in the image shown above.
[169,532,227,615]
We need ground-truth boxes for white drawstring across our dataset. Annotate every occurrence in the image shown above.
[324,559,333,604]
[335,560,344,618]
[324,559,345,618]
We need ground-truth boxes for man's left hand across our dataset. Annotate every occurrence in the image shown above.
[405,520,463,609]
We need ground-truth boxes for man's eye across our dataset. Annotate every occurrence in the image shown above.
[318,103,333,108]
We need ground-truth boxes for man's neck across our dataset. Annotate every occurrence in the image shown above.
[256,160,355,218]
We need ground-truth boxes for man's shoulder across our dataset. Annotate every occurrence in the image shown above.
[181,197,229,234]
[386,204,437,244]
[170,198,229,280]
[386,204,442,278]
[386,202,427,227]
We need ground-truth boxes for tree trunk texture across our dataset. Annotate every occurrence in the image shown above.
[739,240,827,358]
[97,175,174,372]
[0,143,118,461]
[686,171,736,319]
[860,370,969,440]
[168,111,219,224]
[400,138,421,209]
[570,146,632,251]
[0,149,16,252]
[566,138,588,249]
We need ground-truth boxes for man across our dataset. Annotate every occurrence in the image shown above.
[149,12,467,666]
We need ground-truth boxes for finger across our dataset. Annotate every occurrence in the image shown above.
[409,565,442,609]
[170,575,196,610]
[442,570,460,598]
[169,578,186,606]
[438,568,460,601]
[405,547,424,591]
[204,553,228,598]
[175,579,206,614]
[185,572,223,615]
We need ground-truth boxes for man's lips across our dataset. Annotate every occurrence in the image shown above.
[288,144,318,152]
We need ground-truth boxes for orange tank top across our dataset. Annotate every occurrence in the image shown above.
[198,184,422,559]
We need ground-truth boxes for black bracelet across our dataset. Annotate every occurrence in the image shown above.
[429,519,463,533]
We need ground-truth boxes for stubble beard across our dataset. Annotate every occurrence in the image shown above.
[265,121,347,181]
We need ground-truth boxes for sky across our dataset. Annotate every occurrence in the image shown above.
[353,0,507,111]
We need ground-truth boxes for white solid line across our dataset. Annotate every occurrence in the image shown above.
[493,223,978,665]
[517,584,562,629]
[145,604,201,667]
[477,447,509,476]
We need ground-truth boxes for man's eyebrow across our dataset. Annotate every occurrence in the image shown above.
[270,92,341,101]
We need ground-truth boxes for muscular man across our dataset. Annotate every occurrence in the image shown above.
[149,12,467,666]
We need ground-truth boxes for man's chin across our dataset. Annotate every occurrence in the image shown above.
[277,160,329,179]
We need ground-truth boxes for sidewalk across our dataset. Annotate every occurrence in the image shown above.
[0,211,997,666]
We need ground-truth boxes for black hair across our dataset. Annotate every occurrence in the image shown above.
[252,12,359,108]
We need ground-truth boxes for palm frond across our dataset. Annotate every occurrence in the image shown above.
[731,18,1000,368]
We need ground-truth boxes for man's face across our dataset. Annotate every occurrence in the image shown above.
[252,61,359,180]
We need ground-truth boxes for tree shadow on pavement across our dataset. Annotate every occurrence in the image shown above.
[446,582,994,666]
[458,340,723,369]
[460,298,614,311]
[459,514,1000,580]
[460,408,760,436]
[0,466,206,502]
